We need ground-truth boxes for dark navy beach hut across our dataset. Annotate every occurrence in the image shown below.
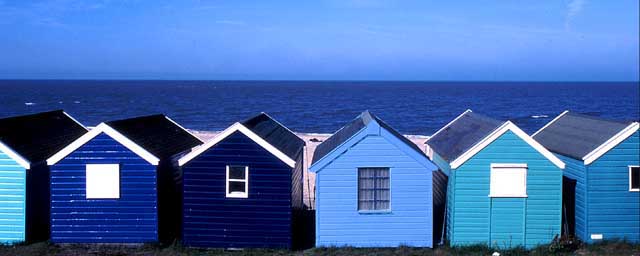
[177,113,305,248]
[309,111,440,248]
[0,110,87,243]
[46,115,202,243]
[533,111,640,243]
[425,110,565,249]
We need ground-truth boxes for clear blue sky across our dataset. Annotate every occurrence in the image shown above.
[0,0,638,81]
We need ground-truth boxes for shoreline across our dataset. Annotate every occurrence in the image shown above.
[190,130,430,209]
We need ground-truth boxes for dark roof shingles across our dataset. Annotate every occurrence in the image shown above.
[241,113,305,160]
[0,110,88,163]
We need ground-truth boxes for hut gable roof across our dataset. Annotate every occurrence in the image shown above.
[178,113,302,168]
[0,110,88,168]
[533,111,639,164]
[311,111,427,167]
[427,110,565,169]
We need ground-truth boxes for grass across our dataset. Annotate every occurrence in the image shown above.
[0,241,638,256]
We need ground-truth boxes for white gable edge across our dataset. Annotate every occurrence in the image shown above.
[177,122,295,168]
[46,123,160,166]
[164,116,204,143]
[531,110,569,137]
[0,141,30,169]
[450,121,565,170]
[582,122,640,165]
[62,111,89,132]
[425,109,472,143]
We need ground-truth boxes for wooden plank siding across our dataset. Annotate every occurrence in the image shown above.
[556,154,587,240]
[181,131,296,248]
[49,133,158,243]
[315,135,434,247]
[0,151,26,244]
[448,131,562,249]
[585,131,639,243]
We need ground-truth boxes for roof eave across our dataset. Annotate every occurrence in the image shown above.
[582,122,640,165]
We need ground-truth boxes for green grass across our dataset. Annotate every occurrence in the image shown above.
[0,241,638,256]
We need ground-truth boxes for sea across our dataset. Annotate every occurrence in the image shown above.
[0,80,638,135]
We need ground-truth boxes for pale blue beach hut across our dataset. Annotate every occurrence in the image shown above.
[310,111,440,248]
[533,111,639,243]
[425,110,565,249]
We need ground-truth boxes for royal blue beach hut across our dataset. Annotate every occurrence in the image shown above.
[425,110,565,249]
[532,111,640,243]
[309,111,439,248]
[46,114,202,243]
[0,110,87,243]
[177,113,306,248]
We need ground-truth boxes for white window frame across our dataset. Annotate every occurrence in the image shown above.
[85,164,120,199]
[357,167,392,212]
[226,165,249,198]
[489,163,528,198]
[629,165,639,192]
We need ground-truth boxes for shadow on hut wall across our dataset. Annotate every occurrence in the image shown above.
[432,169,448,245]
[292,209,315,250]
[25,162,50,242]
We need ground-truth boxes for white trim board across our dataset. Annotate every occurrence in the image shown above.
[629,165,639,192]
[46,123,160,166]
[450,121,566,170]
[178,122,296,168]
[164,116,204,143]
[0,141,30,169]
[62,111,89,132]
[425,109,472,143]
[582,122,639,165]
[531,110,569,137]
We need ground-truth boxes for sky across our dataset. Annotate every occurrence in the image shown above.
[0,0,638,81]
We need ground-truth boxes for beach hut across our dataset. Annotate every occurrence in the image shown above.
[309,111,440,248]
[0,110,87,243]
[177,113,305,248]
[425,110,565,249]
[532,111,640,243]
[46,114,202,243]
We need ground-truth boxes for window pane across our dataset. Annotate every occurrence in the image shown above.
[358,167,390,211]
[229,181,246,193]
[86,164,120,199]
[490,166,527,197]
[229,166,246,180]
[632,167,639,189]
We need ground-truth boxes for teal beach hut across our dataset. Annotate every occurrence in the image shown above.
[310,111,440,248]
[0,110,87,244]
[533,111,639,243]
[425,110,565,249]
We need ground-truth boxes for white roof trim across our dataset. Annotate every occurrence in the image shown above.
[164,116,204,143]
[46,123,160,166]
[178,122,296,168]
[426,109,472,142]
[531,110,569,137]
[62,111,89,132]
[450,121,565,170]
[0,140,30,169]
[582,122,639,165]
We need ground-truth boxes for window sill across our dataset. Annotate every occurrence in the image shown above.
[226,193,248,198]
[488,194,528,198]
[630,189,639,192]
[358,210,392,214]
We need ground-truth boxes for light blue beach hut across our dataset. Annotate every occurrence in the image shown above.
[309,111,440,248]
[533,111,640,243]
[425,110,565,249]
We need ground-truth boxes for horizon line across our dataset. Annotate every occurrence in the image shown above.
[0,78,638,83]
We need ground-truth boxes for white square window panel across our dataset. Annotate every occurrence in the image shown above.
[86,164,120,199]
[489,164,527,198]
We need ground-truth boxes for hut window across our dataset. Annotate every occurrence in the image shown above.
[630,166,639,192]
[226,165,248,198]
[85,164,120,199]
[358,167,390,211]
[489,164,527,197]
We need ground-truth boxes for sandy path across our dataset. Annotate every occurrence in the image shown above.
[189,130,430,209]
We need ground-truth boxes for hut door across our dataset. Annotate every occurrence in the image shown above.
[490,198,526,248]
[562,177,577,236]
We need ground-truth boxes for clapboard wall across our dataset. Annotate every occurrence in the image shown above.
[49,133,158,243]
[0,151,25,244]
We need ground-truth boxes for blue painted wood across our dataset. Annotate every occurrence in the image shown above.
[312,120,437,248]
[441,131,562,249]
[49,133,158,243]
[181,131,300,248]
[0,150,26,244]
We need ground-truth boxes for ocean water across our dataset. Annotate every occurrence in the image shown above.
[0,80,638,135]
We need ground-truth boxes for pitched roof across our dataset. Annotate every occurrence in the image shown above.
[241,113,305,159]
[106,115,203,159]
[425,110,504,162]
[312,111,424,164]
[0,110,87,164]
[532,111,637,160]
